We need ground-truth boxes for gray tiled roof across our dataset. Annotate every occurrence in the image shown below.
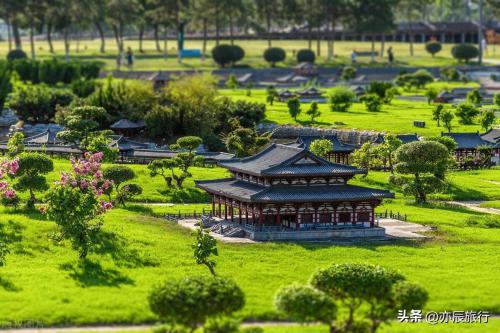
[219,144,364,176]
[24,130,62,145]
[110,119,145,130]
[396,134,420,144]
[196,178,393,203]
[442,132,492,149]
[297,135,356,152]
[481,129,500,144]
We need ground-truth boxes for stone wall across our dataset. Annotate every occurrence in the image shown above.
[271,125,383,146]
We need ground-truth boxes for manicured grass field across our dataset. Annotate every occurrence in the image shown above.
[2,39,498,71]
[219,85,496,137]
[0,200,499,327]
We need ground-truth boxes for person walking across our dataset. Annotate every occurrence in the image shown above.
[126,47,134,68]
[351,50,357,64]
[387,47,394,66]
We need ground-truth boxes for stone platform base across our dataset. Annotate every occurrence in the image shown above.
[246,226,385,241]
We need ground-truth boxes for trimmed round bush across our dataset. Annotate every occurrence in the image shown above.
[231,45,245,63]
[297,49,315,63]
[263,47,286,67]
[451,44,479,63]
[7,49,27,61]
[212,44,235,67]
[425,42,442,57]
[211,44,245,67]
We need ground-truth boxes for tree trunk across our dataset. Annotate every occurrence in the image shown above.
[380,34,386,57]
[113,25,123,53]
[267,14,272,47]
[316,26,321,56]
[163,27,168,61]
[64,29,70,63]
[12,19,22,50]
[29,25,36,60]
[308,24,312,49]
[408,20,414,56]
[6,17,12,51]
[154,25,161,52]
[138,25,144,53]
[371,38,375,62]
[75,30,80,53]
[202,19,207,60]
[215,7,220,46]
[47,22,54,53]
[95,22,105,53]
[327,19,334,60]
[229,11,234,45]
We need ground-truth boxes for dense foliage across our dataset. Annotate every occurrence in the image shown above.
[13,153,54,209]
[391,141,450,203]
[149,275,245,332]
[451,44,479,63]
[296,49,315,63]
[309,139,332,158]
[8,83,75,122]
[329,86,355,112]
[212,44,245,67]
[263,47,286,67]
[425,41,442,57]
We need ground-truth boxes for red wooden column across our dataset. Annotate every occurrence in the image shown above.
[370,205,375,227]
[230,199,234,222]
[276,205,281,226]
[224,197,228,220]
[212,195,216,216]
[333,206,338,225]
[238,201,242,224]
[258,205,263,230]
[218,196,222,218]
[252,204,256,225]
[245,203,249,224]
[351,204,357,225]
[295,204,300,230]
[313,205,318,228]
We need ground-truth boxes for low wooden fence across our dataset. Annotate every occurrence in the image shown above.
[165,209,408,222]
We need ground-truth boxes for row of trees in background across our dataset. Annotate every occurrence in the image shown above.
[2,0,498,60]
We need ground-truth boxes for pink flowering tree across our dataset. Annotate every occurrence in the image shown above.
[0,159,20,208]
[45,152,113,260]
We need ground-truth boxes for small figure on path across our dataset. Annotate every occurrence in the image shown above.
[351,50,357,63]
[126,47,134,68]
[387,47,394,65]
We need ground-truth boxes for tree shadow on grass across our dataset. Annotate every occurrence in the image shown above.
[296,119,333,127]
[93,231,160,268]
[0,276,22,292]
[161,188,210,203]
[59,259,134,288]
[446,183,488,201]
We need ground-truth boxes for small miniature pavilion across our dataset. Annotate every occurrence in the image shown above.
[295,135,356,164]
[196,144,393,237]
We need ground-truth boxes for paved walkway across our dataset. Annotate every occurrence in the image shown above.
[445,201,500,215]
[177,218,432,242]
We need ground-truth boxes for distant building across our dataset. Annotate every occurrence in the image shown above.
[295,135,356,164]
[481,129,500,165]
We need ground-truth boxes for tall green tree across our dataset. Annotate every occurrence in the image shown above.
[106,0,141,53]
[14,153,54,209]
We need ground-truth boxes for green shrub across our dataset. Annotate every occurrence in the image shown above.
[71,78,97,98]
[297,49,315,63]
[465,215,500,229]
[263,47,286,67]
[425,42,442,57]
[340,66,356,81]
[366,81,395,103]
[212,44,245,67]
[7,49,27,61]
[148,275,245,332]
[329,86,354,112]
[440,67,460,81]
[451,44,479,63]
[360,93,382,112]
[203,317,240,333]
[455,103,479,124]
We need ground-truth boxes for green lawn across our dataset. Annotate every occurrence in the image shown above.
[0,193,499,326]
[2,39,498,71]
[219,85,495,137]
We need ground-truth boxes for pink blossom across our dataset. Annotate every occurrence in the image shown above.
[4,189,16,199]
[39,207,46,214]
[0,181,7,190]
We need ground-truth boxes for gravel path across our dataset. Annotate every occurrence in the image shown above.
[446,201,500,215]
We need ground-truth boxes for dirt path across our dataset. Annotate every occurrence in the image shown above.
[446,201,500,215]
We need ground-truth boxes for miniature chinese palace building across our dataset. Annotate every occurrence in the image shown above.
[196,144,393,240]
